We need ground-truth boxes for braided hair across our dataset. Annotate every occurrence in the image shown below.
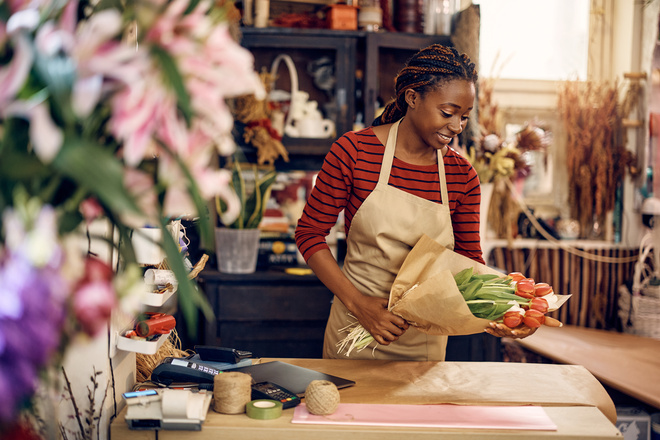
[374,44,478,126]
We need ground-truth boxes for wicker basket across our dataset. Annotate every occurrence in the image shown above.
[618,285,660,339]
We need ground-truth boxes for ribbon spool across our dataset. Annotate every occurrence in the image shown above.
[135,313,175,337]
[213,372,252,414]
[304,380,340,415]
[246,400,283,419]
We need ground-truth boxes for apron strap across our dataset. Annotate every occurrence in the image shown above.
[378,120,401,185]
[437,150,449,205]
[380,119,450,206]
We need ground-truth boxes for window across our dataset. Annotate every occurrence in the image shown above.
[474,0,590,81]
[473,0,594,209]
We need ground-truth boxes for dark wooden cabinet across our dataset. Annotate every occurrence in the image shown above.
[198,268,334,358]
[197,267,502,361]
[239,28,451,169]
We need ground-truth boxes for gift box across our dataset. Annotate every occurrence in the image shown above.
[326,4,358,30]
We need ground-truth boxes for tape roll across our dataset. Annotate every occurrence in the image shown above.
[246,400,283,420]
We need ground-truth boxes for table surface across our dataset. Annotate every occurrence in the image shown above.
[110,358,622,440]
[515,325,660,410]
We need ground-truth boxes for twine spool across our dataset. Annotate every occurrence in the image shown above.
[213,372,253,414]
[304,380,340,415]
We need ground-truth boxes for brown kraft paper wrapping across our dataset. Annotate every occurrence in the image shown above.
[388,234,570,336]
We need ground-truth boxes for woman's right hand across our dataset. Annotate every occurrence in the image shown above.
[304,249,409,345]
[352,294,409,345]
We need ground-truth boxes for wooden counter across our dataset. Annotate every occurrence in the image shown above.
[515,324,660,410]
[110,358,622,440]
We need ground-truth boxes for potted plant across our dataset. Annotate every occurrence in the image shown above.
[214,157,277,273]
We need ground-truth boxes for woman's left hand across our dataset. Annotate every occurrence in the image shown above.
[485,321,537,339]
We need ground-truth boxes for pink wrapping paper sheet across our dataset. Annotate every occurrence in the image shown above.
[292,403,557,431]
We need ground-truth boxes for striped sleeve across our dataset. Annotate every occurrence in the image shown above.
[294,132,359,261]
[294,130,485,265]
[445,149,484,264]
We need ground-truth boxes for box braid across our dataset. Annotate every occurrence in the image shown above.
[373,44,478,126]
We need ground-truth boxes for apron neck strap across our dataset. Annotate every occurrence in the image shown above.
[437,149,449,205]
[379,119,450,205]
[379,120,401,185]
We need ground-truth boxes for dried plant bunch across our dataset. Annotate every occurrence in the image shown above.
[231,70,289,165]
[558,79,632,237]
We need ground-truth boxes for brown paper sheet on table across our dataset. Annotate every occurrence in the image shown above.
[388,234,571,336]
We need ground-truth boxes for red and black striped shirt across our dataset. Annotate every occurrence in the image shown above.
[295,127,484,264]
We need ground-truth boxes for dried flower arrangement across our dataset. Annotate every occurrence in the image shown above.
[464,78,550,239]
[557,79,641,238]
[60,367,107,440]
[231,70,290,166]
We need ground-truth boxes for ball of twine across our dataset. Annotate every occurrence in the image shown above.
[304,380,340,415]
[213,372,253,414]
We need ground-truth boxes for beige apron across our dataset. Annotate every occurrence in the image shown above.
[323,119,455,360]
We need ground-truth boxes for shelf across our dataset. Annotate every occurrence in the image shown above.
[239,28,453,166]
[141,284,177,307]
[283,136,334,155]
[241,27,365,40]
[116,330,171,355]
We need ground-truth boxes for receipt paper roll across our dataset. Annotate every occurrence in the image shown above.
[246,400,283,419]
[161,389,192,419]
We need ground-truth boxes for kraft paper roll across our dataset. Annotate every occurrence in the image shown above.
[304,380,340,415]
[246,400,283,420]
[213,372,252,414]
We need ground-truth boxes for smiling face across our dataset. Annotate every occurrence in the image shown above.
[404,79,476,151]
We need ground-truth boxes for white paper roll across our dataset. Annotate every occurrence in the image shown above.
[161,389,191,419]
[144,269,177,286]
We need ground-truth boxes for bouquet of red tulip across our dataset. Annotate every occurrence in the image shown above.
[337,235,570,356]
[454,268,563,329]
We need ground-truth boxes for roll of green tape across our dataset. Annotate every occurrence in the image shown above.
[246,400,283,420]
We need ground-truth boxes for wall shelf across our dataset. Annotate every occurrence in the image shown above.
[116,330,171,356]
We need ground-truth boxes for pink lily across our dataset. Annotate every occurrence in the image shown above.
[110,73,172,166]
[0,33,32,107]
[121,168,159,228]
[3,98,64,163]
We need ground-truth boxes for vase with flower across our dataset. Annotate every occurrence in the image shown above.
[214,157,277,274]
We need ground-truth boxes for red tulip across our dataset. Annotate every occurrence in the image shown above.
[534,282,554,297]
[515,279,536,299]
[529,297,549,313]
[523,309,545,328]
[508,272,526,282]
[502,311,523,328]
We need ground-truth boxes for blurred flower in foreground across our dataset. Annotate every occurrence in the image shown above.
[0,0,264,430]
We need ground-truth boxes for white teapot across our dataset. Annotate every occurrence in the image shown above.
[285,94,335,139]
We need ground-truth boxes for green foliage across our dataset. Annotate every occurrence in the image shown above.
[216,158,277,229]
